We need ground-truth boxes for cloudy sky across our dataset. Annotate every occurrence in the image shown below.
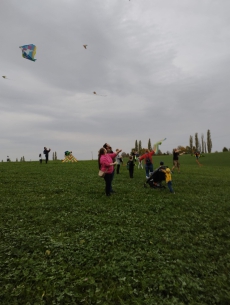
[1,0,230,161]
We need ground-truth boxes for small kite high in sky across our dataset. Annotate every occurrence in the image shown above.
[83,45,87,49]
[93,91,107,96]
[19,44,37,62]
[2,76,13,80]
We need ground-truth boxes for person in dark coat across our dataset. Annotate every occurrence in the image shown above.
[44,147,51,164]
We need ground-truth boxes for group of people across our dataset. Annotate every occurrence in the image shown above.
[98,144,188,196]
[39,147,51,164]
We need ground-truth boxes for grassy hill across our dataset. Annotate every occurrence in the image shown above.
[0,153,230,304]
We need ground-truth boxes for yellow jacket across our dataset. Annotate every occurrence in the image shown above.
[162,168,172,183]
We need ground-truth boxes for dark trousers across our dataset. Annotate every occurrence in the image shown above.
[129,169,134,178]
[117,164,120,174]
[40,159,42,164]
[45,155,49,163]
[167,181,174,193]
[110,169,115,192]
[104,173,113,195]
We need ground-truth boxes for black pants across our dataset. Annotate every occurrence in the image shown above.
[129,169,134,178]
[104,173,113,195]
[117,164,120,174]
[45,155,49,163]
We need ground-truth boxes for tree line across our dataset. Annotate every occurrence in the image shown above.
[131,129,213,156]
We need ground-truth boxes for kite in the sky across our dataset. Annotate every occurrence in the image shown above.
[2,76,13,80]
[83,45,87,49]
[19,44,37,61]
[153,138,166,154]
[93,91,107,96]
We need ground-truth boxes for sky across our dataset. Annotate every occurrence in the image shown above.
[1,0,230,161]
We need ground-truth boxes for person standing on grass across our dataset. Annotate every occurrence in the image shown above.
[116,149,122,174]
[161,168,175,194]
[194,151,203,167]
[98,147,122,196]
[171,148,185,173]
[39,153,42,164]
[127,155,135,178]
[43,147,51,164]
[103,143,116,192]
[138,149,156,178]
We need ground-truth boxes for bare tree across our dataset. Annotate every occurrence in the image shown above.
[135,140,138,152]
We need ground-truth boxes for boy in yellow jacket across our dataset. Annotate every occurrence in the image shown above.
[161,168,175,193]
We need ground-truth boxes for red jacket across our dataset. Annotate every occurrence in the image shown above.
[139,151,155,164]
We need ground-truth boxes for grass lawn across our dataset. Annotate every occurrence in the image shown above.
[0,153,230,304]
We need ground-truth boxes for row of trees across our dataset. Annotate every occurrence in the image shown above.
[132,129,213,155]
[131,139,165,155]
[188,129,212,154]
[52,152,58,160]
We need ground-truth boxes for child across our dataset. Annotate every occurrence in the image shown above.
[127,156,135,178]
[39,153,42,164]
[162,168,175,193]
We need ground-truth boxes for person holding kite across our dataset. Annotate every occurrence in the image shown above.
[138,149,155,178]
[194,151,203,167]
[171,148,185,173]
[138,139,166,178]
[43,147,51,164]
[98,147,122,196]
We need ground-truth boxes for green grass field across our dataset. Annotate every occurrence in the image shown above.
[1,153,230,304]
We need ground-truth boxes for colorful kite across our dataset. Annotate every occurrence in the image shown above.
[153,138,166,154]
[93,91,107,96]
[19,44,37,61]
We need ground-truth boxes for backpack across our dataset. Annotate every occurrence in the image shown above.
[146,157,151,164]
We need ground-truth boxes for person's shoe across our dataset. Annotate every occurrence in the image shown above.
[106,194,111,196]
[146,176,149,179]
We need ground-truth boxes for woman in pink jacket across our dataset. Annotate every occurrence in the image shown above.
[98,147,122,196]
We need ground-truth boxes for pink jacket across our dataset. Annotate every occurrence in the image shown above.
[100,153,117,174]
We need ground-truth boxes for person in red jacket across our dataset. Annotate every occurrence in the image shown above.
[138,149,155,178]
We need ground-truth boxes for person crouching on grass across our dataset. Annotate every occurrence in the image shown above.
[161,168,175,194]
[98,147,122,196]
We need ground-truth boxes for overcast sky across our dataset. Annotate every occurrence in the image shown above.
[1,0,230,161]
